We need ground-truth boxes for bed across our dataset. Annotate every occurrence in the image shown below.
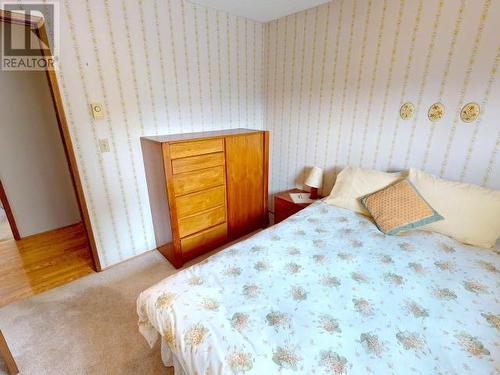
[137,201,499,374]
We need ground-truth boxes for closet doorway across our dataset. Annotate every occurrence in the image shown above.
[0,10,99,307]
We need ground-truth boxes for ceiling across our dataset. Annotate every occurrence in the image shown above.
[187,0,332,22]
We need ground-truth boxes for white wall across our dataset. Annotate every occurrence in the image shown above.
[265,0,500,197]
[54,0,265,267]
[0,27,81,237]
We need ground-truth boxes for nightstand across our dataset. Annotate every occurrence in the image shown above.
[274,188,319,224]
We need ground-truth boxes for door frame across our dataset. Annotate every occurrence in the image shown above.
[0,9,101,270]
[0,179,20,240]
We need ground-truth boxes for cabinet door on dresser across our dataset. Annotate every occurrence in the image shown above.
[225,132,268,239]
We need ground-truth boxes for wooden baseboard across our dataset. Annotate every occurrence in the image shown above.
[18,221,83,241]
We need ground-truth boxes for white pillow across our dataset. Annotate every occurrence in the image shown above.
[409,168,500,248]
[324,166,403,216]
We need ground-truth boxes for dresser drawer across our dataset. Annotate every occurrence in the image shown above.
[173,166,225,196]
[169,139,224,159]
[181,222,227,256]
[178,205,226,238]
[171,152,225,174]
[176,186,226,218]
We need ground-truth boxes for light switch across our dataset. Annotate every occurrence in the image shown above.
[90,103,105,119]
[98,138,110,153]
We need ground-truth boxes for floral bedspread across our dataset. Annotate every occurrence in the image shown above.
[137,201,499,375]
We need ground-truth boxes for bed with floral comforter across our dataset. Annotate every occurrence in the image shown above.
[137,201,499,375]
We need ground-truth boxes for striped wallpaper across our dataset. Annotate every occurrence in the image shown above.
[265,0,500,200]
[48,0,500,267]
[54,0,265,268]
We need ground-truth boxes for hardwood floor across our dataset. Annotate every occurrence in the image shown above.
[0,223,95,308]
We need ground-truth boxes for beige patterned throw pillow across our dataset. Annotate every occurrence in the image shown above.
[360,179,443,235]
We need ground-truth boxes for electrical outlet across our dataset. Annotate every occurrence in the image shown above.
[90,103,105,119]
[98,138,110,153]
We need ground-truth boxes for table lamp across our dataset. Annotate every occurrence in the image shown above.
[305,166,323,199]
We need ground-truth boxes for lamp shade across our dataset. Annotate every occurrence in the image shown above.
[304,166,323,189]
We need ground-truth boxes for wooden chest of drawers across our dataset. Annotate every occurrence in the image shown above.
[141,129,269,268]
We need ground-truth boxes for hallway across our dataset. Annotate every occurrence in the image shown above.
[0,223,94,308]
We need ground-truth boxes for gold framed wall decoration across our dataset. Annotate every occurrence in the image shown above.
[460,102,480,123]
[400,102,415,120]
[428,102,445,122]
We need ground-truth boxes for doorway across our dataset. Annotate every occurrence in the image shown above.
[0,10,99,307]
[0,180,17,241]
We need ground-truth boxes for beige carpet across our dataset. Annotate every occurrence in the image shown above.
[0,249,215,374]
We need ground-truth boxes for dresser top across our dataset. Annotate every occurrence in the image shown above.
[141,128,263,143]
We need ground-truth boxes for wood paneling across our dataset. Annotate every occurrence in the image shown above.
[180,222,227,256]
[178,205,226,238]
[226,132,266,239]
[173,166,225,196]
[172,152,225,174]
[0,223,94,308]
[169,139,224,159]
[176,186,226,218]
